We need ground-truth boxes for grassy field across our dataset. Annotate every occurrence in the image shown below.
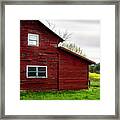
[20,73,100,100]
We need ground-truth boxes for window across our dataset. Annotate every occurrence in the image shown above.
[27,65,47,78]
[28,33,39,46]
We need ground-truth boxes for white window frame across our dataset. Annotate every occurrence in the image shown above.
[28,33,39,46]
[26,65,47,78]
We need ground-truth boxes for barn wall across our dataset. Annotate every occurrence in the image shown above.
[20,20,90,91]
[58,49,89,90]
[20,20,59,91]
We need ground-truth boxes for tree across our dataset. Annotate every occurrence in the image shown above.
[46,20,72,41]
[89,63,100,73]
[45,20,86,57]
[95,63,100,73]
[46,20,56,31]
[60,42,86,57]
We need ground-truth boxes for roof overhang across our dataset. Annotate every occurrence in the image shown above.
[58,46,96,65]
[38,20,64,42]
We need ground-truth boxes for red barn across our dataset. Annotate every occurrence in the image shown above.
[20,20,95,91]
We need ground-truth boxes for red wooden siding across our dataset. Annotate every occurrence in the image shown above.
[58,49,89,90]
[20,20,95,91]
[20,20,60,91]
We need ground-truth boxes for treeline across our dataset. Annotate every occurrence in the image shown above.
[89,63,100,74]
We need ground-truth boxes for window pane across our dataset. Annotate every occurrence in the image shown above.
[28,72,36,77]
[29,35,37,40]
[29,41,37,46]
[28,34,39,46]
[38,72,46,77]
[28,67,36,71]
[29,39,37,41]
[38,67,46,71]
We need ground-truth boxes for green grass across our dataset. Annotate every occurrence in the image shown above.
[20,73,100,100]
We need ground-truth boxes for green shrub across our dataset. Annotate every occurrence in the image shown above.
[89,72,100,81]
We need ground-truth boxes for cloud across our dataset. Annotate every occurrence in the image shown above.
[71,33,100,48]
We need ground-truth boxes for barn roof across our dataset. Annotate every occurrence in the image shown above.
[58,46,96,64]
[38,20,64,42]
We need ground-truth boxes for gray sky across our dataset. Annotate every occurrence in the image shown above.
[41,20,100,63]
